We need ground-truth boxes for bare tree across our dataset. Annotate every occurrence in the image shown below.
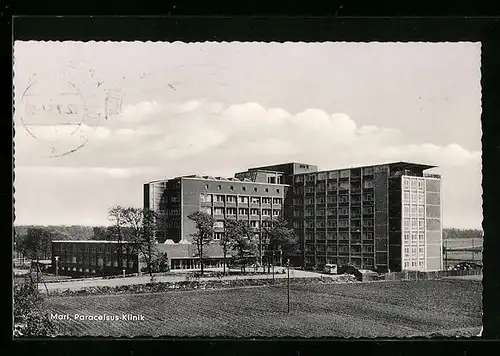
[226,220,257,273]
[188,211,215,276]
[108,206,160,282]
[264,217,298,267]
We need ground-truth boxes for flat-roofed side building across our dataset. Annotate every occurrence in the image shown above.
[51,240,139,277]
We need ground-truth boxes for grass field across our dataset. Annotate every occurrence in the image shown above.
[44,279,482,338]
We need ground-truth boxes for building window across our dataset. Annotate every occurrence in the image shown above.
[262,209,271,216]
[227,208,237,216]
[411,247,417,255]
[411,219,418,230]
[411,261,417,267]
[254,187,258,192]
[327,195,337,203]
[250,209,260,216]
[239,196,249,204]
[363,245,374,253]
[317,196,326,204]
[218,185,222,190]
[418,260,424,267]
[328,171,338,179]
[404,247,410,256]
[306,221,314,228]
[418,193,425,203]
[403,219,410,230]
[327,219,336,228]
[419,247,424,257]
[418,180,424,191]
[404,192,410,202]
[317,220,325,228]
[403,205,410,216]
[214,221,224,228]
[340,170,350,178]
[242,186,246,191]
[273,210,281,217]
[202,207,212,215]
[403,178,410,190]
[363,220,373,227]
[338,220,349,228]
[418,219,425,230]
[404,233,409,243]
[363,193,373,202]
[214,232,224,240]
[418,233,424,242]
[317,209,325,216]
[215,195,225,203]
[295,175,304,183]
[230,186,234,190]
[411,193,417,202]
[267,175,276,184]
[411,233,417,242]
[250,220,260,228]
[418,205,425,217]
[205,184,209,190]
[238,208,248,215]
[276,189,280,193]
[265,188,269,192]
[411,205,417,215]
[404,261,409,268]
[226,195,237,203]
[250,197,260,204]
[273,197,283,205]
[262,197,271,204]
[411,179,417,190]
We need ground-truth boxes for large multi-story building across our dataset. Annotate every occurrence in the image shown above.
[144,161,442,273]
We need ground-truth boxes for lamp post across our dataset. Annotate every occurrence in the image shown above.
[55,256,59,277]
[272,250,275,283]
[286,258,290,314]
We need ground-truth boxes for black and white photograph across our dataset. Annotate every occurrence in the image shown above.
[13,41,483,338]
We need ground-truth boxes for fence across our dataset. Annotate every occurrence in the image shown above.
[382,269,482,281]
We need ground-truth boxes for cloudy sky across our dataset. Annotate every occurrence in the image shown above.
[14,41,482,228]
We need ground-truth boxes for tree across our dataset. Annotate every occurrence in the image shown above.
[14,273,57,337]
[188,211,215,276]
[264,217,298,267]
[107,206,162,281]
[226,220,257,273]
[24,227,52,261]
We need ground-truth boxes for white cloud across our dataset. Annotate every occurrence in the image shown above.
[14,100,482,228]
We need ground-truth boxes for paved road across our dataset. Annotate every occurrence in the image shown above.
[39,269,324,292]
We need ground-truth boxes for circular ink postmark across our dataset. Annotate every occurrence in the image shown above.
[18,72,90,158]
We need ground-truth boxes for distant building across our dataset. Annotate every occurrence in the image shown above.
[51,240,139,277]
[144,161,442,273]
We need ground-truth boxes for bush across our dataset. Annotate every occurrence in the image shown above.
[14,275,57,337]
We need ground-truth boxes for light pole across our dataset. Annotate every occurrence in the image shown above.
[272,250,275,283]
[287,258,290,314]
[55,256,59,277]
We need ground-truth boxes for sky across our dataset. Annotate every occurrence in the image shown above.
[13,41,482,228]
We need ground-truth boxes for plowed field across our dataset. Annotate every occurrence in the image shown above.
[44,279,482,337]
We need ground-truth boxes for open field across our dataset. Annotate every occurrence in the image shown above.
[44,279,482,338]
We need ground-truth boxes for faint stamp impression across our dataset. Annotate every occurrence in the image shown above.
[18,73,90,157]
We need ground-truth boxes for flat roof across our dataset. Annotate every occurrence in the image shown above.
[52,240,134,244]
[294,161,437,175]
[181,177,290,186]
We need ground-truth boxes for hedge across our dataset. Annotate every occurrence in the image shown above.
[49,275,358,297]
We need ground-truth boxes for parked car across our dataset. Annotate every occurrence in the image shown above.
[453,262,482,271]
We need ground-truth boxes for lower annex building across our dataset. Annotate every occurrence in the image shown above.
[145,162,443,273]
